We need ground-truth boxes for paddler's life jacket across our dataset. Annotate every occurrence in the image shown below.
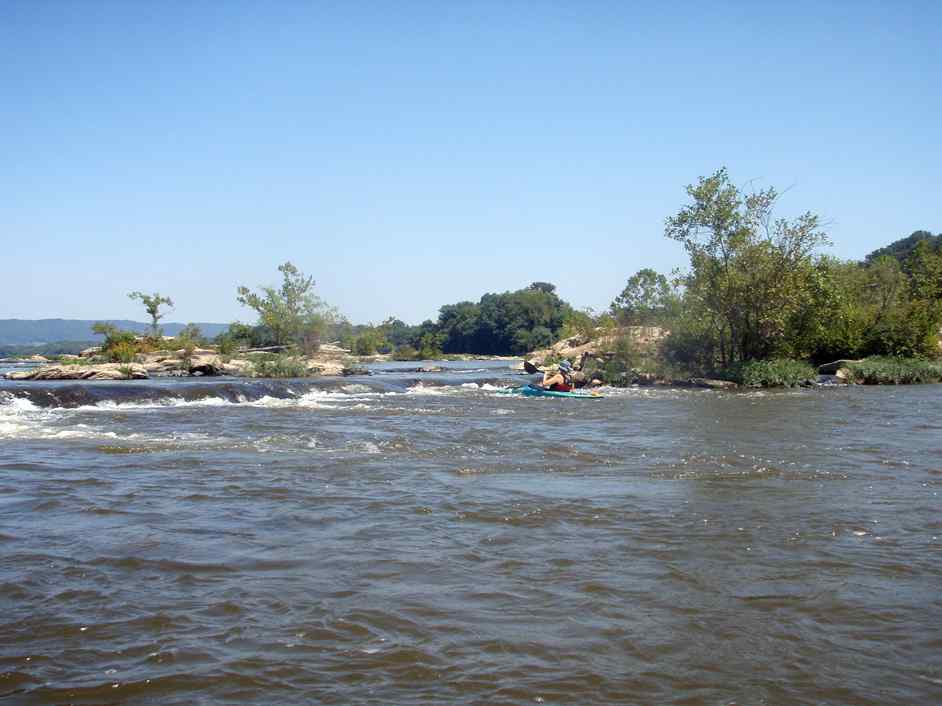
[550,369,574,392]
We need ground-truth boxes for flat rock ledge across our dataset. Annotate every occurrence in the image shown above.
[4,352,354,380]
[6,363,149,381]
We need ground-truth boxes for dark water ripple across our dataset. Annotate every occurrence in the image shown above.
[1,367,941,704]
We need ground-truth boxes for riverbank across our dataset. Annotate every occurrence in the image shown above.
[525,329,942,388]
[5,332,942,390]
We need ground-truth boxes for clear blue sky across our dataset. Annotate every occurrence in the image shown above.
[2,1,939,325]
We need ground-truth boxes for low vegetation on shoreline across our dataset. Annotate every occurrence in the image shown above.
[5,170,939,388]
[843,357,942,385]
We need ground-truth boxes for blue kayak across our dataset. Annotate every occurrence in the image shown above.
[505,383,604,399]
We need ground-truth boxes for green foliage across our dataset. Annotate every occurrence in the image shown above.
[431,282,570,355]
[865,230,941,266]
[236,262,337,348]
[91,322,119,340]
[579,335,645,385]
[215,334,238,356]
[844,357,942,385]
[91,323,141,362]
[726,359,817,388]
[175,323,205,346]
[350,326,388,356]
[376,318,416,349]
[55,356,91,366]
[908,239,942,301]
[665,168,829,369]
[109,340,138,364]
[354,335,377,356]
[789,252,942,362]
[392,344,421,361]
[249,353,310,378]
[611,269,681,325]
[215,322,277,350]
[560,307,616,341]
[660,311,721,376]
[417,332,444,359]
[128,291,173,337]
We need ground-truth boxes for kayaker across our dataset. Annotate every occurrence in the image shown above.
[542,359,574,392]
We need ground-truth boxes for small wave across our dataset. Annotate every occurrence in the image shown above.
[405,383,448,396]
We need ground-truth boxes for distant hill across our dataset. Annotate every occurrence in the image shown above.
[865,230,941,264]
[0,319,230,345]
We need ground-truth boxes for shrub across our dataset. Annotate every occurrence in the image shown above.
[109,340,138,364]
[560,308,597,340]
[216,335,238,356]
[393,345,421,361]
[417,333,443,360]
[55,357,89,366]
[354,336,376,356]
[845,357,942,385]
[250,353,309,378]
[578,335,643,386]
[661,318,718,377]
[176,324,205,347]
[726,359,817,388]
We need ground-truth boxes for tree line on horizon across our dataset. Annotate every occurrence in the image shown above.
[7,169,939,379]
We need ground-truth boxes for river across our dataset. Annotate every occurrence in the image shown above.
[1,360,940,704]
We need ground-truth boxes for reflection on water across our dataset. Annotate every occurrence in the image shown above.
[1,366,940,705]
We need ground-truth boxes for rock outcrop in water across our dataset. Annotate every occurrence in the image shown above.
[6,363,149,380]
[526,327,669,369]
[525,328,744,390]
[4,342,358,381]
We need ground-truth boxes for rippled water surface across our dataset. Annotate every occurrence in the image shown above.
[2,361,941,704]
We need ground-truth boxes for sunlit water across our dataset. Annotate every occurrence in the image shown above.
[1,361,940,704]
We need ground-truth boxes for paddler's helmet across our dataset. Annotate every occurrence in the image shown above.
[558,359,572,372]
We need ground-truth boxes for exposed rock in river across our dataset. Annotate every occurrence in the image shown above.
[6,363,148,380]
[683,378,739,390]
[527,326,669,367]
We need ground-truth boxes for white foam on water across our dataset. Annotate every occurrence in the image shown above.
[352,440,382,455]
[405,383,449,396]
[0,378,497,441]
[0,395,148,441]
[76,397,239,412]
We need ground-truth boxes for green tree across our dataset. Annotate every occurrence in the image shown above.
[128,291,174,337]
[907,239,942,303]
[176,323,204,346]
[611,269,680,325]
[236,262,335,348]
[352,326,387,356]
[865,230,941,266]
[665,168,829,368]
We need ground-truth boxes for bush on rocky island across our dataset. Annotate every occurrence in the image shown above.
[248,353,309,378]
[844,357,942,385]
[727,359,817,388]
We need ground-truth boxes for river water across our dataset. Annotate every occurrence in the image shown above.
[1,360,940,705]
